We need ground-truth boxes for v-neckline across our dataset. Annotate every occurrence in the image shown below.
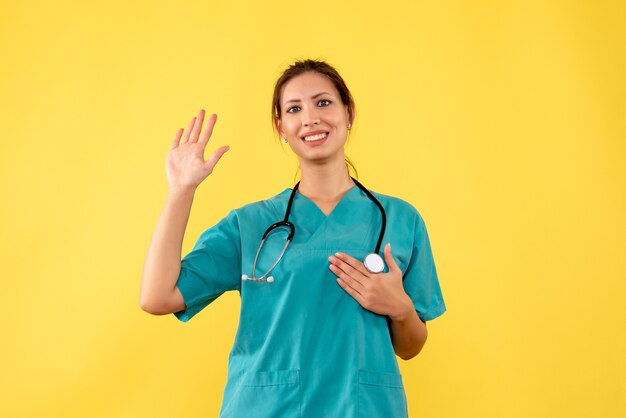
[296,184,359,218]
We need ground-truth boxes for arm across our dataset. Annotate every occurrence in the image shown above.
[139,109,229,315]
[139,186,195,315]
[388,304,428,360]
[329,212,445,360]
[329,243,428,360]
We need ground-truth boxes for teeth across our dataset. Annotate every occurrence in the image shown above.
[303,132,328,142]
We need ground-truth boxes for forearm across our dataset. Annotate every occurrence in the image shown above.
[389,300,428,360]
[140,186,196,309]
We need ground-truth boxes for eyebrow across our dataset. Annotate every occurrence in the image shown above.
[283,92,331,106]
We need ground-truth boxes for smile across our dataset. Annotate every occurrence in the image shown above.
[302,132,328,142]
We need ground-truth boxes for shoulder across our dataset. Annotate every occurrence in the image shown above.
[231,188,292,219]
[369,189,424,223]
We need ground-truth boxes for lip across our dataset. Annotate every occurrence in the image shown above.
[300,130,329,140]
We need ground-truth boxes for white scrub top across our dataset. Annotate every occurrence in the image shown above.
[174,185,446,417]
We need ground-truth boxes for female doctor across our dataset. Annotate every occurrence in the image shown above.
[140,59,446,417]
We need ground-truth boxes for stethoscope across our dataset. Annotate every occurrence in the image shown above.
[241,177,387,283]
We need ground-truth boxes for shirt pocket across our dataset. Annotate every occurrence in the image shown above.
[223,369,301,418]
[357,369,408,418]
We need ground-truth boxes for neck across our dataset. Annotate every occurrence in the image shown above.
[297,157,354,201]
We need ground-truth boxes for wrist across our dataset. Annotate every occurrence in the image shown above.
[168,184,197,197]
[389,296,415,323]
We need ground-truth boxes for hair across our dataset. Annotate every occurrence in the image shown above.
[271,59,358,179]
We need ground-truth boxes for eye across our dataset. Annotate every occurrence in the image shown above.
[286,99,330,114]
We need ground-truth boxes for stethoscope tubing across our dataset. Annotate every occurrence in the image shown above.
[351,178,386,254]
[244,177,386,282]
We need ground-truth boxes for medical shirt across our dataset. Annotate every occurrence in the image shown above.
[174,185,446,417]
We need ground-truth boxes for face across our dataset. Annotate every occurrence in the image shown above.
[276,71,352,165]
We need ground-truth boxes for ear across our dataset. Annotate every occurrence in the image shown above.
[346,102,355,126]
[275,116,284,136]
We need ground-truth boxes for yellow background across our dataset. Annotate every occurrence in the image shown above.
[1,0,624,417]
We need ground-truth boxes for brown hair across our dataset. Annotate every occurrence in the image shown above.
[271,59,358,178]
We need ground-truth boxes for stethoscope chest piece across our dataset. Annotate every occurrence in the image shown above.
[363,253,385,273]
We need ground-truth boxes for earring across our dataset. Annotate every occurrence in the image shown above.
[347,123,351,130]
[281,136,288,144]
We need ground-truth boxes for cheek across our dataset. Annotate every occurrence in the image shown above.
[329,113,347,128]
[282,120,299,136]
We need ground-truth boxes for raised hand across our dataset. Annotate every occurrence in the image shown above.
[166,109,230,191]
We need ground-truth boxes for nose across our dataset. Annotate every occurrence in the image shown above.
[301,106,320,126]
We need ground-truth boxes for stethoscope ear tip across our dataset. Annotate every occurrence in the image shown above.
[241,274,274,283]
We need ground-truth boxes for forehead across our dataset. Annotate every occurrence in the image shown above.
[281,72,339,104]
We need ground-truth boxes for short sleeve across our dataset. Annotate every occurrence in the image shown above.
[402,213,447,322]
[173,210,241,322]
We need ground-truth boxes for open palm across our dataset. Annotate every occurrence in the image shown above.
[166,109,229,190]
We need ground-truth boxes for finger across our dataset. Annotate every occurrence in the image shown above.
[170,128,183,150]
[198,113,217,148]
[336,277,366,305]
[181,116,196,144]
[383,243,400,273]
[329,257,369,288]
[328,263,366,293]
[333,252,370,278]
[204,145,230,173]
[189,109,206,143]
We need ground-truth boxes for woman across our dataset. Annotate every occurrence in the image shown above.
[140,59,446,417]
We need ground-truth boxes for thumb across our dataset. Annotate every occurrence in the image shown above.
[383,243,400,273]
[205,145,230,171]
